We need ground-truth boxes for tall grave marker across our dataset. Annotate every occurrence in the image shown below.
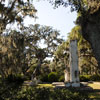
[65,40,80,87]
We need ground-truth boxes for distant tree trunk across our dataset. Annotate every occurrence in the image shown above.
[80,10,100,69]
[31,59,42,81]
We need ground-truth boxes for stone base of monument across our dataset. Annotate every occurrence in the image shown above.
[52,82,66,88]
[30,78,42,86]
[52,82,80,88]
[65,82,80,87]
[71,82,80,87]
[65,82,71,87]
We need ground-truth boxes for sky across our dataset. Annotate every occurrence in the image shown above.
[24,0,77,40]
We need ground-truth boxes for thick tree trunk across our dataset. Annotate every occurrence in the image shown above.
[81,10,100,68]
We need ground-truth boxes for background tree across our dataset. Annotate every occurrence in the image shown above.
[0,0,37,34]
[49,0,100,69]
[0,0,37,78]
[24,24,63,80]
[69,25,98,75]
[53,25,99,76]
[0,24,63,80]
[52,41,69,76]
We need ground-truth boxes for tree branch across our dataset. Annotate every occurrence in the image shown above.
[7,0,16,15]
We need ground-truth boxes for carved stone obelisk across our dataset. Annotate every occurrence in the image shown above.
[69,40,80,87]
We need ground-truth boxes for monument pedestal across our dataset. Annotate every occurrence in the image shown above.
[65,82,80,87]
[71,82,80,87]
[65,82,71,87]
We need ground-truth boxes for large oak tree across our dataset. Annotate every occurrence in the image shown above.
[50,0,100,68]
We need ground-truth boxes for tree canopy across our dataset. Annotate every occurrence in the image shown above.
[0,23,63,79]
[0,0,37,33]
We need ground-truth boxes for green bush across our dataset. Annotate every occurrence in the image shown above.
[5,74,24,84]
[16,87,88,100]
[39,73,64,83]
[80,74,100,82]
[0,78,89,100]
[48,72,58,82]
[39,74,48,82]
[80,75,91,82]
[58,75,64,82]
[24,75,31,80]
[0,78,22,100]
[90,74,100,81]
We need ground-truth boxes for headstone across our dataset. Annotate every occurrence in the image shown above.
[30,77,42,86]
[64,67,70,82]
[69,40,80,87]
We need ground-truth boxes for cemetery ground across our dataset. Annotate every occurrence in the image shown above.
[23,81,100,99]
[0,40,99,100]
[37,82,100,99]
[1,76,100,100]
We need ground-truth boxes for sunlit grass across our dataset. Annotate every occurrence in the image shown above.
[38,84,54,88]
[88,83,100,99]
[23,80,55,89]
[88,83,100,89]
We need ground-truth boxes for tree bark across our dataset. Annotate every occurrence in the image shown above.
[80,10,100,68]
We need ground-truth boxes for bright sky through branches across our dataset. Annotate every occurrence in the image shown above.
[24,0,77,40]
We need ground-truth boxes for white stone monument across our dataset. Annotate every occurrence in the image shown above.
[64,67,70,82]
[65,40,80,87]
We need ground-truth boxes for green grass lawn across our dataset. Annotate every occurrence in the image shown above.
[37,82,100,99]
[24,81,54,88]
[88,83,100,89]
[38,84,54,88]
[88,82,100,99]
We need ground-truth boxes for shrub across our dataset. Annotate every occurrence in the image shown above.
[48,72,58,82]
[5,74,24,84]
[0,79,89,100]
[90,74,100,81]
[80,75,91,82]
[24,75,31,80]
[50,88,88,100]
[80,74,100,82]
[16,87,89,100]
[39,74,48,82]
[58,75,64,82]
